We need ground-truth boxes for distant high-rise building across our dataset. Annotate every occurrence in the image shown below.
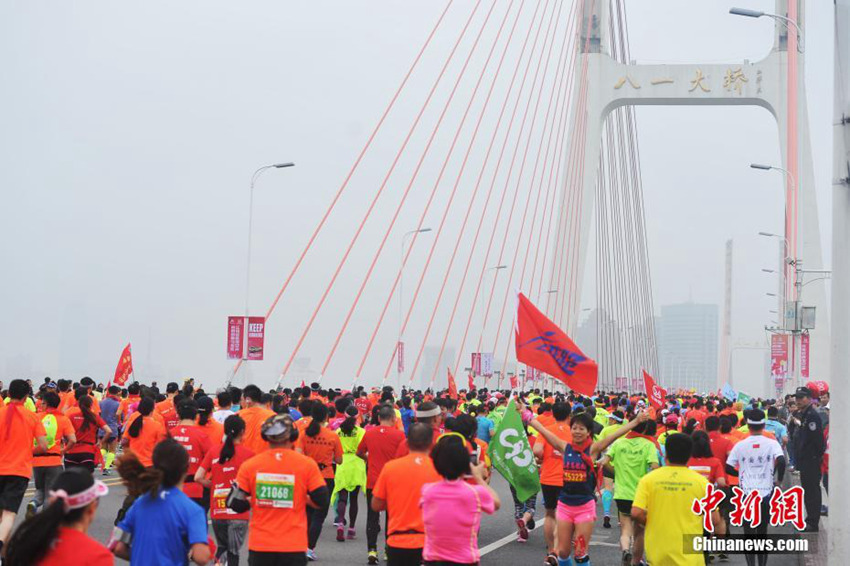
[421,346,456,391]
[657,303,719,392]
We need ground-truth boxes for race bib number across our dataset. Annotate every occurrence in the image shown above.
[564,470,587,483]
[213,488,231,513]
[255,473,295,508]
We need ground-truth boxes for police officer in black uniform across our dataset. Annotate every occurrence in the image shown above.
[790,386,825,532]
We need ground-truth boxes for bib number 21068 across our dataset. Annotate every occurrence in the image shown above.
[255,473,295,508]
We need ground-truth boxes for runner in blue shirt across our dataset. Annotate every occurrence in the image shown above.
[112,438,211,566]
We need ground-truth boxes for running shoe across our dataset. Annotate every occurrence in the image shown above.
[603,515,611,529]
[306,549,317,561]
[527,517,536,530]
[516,518,529,542]
[102,468,111,476]
[621,550,632,566]
[347,527,356,540]
[367,550,379,564]
[544,553,559,566]
[337,525,345,542]
[718,553,729,562]
[25,501,37,520]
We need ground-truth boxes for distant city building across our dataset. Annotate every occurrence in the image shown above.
[657,302,719,392]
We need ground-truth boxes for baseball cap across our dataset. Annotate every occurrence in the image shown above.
[794,386,813,398]
[261,414,294,442]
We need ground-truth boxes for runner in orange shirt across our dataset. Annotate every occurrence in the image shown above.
[117,383,141,424]
[237,385,275,455]
[0,379,48,551]
[123,397,167,468]
[532,402,572,565]
[231,414,329,564]
[196,396,224,446]
[27,390,76,519]
[371,423,441,565]
[296,403,342,560]
[155,382,180,420]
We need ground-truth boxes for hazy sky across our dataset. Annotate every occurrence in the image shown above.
[0,1,834,396]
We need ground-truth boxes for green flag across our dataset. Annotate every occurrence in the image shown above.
[489,400,540,501]
[737,392,751,406]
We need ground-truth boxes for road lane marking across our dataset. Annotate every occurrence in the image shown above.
[479,524,618,556]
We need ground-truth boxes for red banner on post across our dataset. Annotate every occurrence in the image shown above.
[113,344,133,386]
[471,353,481,376]
[770,334,789,382]
[615,376,628,392]
[247,317,265,361]
[515,292,597,395]
[643,370,666,410]
[227,317,245,360]
[509,374,518,389]
[801,334,810,379]
[397,341,405,373]
[468,372,475,390]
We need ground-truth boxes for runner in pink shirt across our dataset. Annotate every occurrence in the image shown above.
[421,434,500,564]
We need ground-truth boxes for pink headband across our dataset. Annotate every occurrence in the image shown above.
[49,480,109,512]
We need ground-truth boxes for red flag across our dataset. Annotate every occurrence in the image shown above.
[113,343,133,387]
[643,370,666,410]
[447,367,458,399]
[515,293,597,395]
[509,375,518,389]
[468,372,475,390]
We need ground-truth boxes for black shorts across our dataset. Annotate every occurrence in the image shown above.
[602,466,615,480]
[541,484,562,511]
[615,499,633,516]
[387,545,423,566]
[0,475,29,513]
[248,550,307,566]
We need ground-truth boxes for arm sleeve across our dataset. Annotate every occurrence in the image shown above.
[334,435,343,460]
[373,467,388,500]
[632,476,649,511]
[646,443,659,466]
[236,461,253,494]
[118,499,136,533]
[186,502,209,544]
[200,449,214,471]
[356,434,368,457]
[476,485,496,514]
[726,444,740,469]
[307,461,327,492]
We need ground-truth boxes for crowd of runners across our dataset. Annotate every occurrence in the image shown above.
[0,376,828,566]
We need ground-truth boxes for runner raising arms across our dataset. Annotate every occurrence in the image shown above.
[527,405,650,566]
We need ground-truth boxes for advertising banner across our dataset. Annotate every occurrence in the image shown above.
[471,353,482,376]
[246,317,265,361]
[801,334,810,379]
[481,352,494,377]
[227,317,245,360]
[770,334,789,383]
[397,341,405,373]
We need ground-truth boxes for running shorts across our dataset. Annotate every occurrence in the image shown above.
[0,475,29,513]
[556,499,597,524]
[615,499,633,516]
[541,484,562,511]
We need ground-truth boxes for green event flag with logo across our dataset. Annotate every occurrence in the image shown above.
[737,392,752,405]
[489,400,540,502]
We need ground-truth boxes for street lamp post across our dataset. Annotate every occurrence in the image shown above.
[236,163,294,384]
[398,228,431,388]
